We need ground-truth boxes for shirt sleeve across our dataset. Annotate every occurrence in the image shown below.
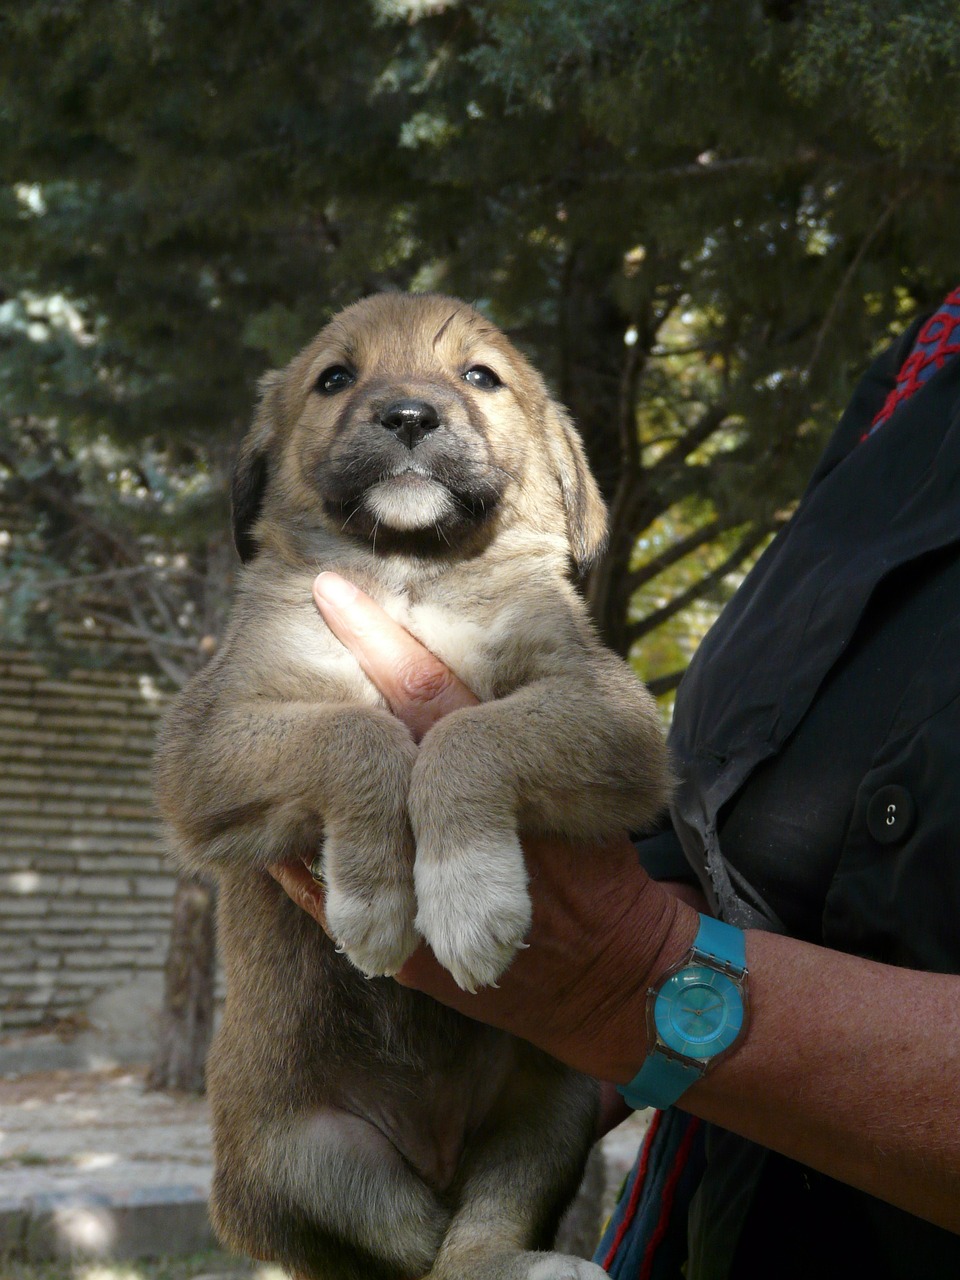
[632,822,697,883]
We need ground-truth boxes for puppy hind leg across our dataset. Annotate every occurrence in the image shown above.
[213,1109,449,1280]
[426,1062,606,1280]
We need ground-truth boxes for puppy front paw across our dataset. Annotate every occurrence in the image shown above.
[323,829,418,976]
[414,832,531,992]
[325,878,419,977]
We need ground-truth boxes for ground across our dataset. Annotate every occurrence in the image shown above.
[0,1064,648,1277]
[4,1251,269,1280]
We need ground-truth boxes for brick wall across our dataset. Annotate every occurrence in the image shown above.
[0,652,177,1032]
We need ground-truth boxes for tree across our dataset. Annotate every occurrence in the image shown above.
[3,0,960,1086]
[5,1,960,668]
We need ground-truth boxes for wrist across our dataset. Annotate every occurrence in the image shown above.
[639,889,703,994]
[583,874,700,1085]
[623,890,702,1081]
[618,913,750,1110]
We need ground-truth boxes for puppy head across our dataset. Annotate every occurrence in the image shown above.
[233,293,607,570]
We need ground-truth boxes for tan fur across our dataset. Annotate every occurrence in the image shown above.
[155,293,669,1280]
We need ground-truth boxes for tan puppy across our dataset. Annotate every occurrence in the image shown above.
[155,293,669,1280]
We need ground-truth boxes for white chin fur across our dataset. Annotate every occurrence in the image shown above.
[365,476,455,531]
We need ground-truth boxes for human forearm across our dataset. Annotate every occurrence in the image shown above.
[410,876,960,1233]
[688,928,960,1232]
[619,884,960,1227]
[492,868,960,1233]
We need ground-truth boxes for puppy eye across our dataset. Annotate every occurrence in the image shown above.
[315,365,356,395]
[463,365,502,391]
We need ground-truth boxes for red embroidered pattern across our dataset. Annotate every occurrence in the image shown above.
[637,1116,703,1280]
[867,287,960,437]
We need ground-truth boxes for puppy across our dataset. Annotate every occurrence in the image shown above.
[155,293,669,1280]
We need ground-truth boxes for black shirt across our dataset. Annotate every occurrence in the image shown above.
[719,541,960,943]
[638,316,960,1278]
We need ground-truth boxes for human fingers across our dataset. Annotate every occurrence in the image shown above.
[270,856,448,983]
[267,860,330,933]
[313,572,478,740]
[394,832,695,1083]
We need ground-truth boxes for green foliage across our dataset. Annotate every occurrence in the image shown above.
[2,0,960,687]
[787,1,960,158]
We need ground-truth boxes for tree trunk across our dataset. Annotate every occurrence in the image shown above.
[147,872,217,1094]
[149,530,232,1095]
[586,474,656,656]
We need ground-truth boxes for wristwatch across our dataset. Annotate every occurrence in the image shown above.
[618,914,749,1111]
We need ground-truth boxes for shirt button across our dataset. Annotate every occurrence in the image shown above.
[866,785,916,845]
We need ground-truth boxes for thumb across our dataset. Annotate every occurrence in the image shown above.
[313,572,479,740]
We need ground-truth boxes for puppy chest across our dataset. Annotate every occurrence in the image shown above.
[257,611,384,707]
[381,597,515,699]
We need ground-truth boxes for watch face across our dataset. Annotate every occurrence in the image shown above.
[653,963,745,1061]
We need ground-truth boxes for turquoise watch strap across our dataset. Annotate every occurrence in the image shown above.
[620,1053,703,1111]
[695,913,747,970]
[618,914,747,1111]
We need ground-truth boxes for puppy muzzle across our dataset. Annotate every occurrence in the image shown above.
[318,404,504,545]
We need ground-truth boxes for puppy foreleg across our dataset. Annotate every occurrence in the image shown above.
[156,702,420,974]
[410,662,667,990]
[425,1061,605,1280]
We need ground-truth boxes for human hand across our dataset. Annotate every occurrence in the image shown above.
[269,572,697,1083]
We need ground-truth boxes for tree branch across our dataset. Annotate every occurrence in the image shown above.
[626,516,729,594]
[617,286,685,472]
[578,153,960,185]
[646,669,687,698]
[0,446,139,567]
[87,610,197,653]
[131,571,184,643]
[647,402,731,480]
[88,610,190,685]
[804,180,919,380]
[1,442,197,684]
[627,521,777,644]
[9,564,191,594]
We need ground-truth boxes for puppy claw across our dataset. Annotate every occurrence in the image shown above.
[440,935,523,994]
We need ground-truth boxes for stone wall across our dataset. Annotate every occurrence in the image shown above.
[0,652,176,1033]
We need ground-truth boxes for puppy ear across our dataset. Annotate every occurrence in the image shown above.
[545,402,609,573]
[231,371,284,564]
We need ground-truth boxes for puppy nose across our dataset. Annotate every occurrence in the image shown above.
[379,399,441,449]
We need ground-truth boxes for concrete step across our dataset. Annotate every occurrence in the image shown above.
[0,1182,214,1262]
[0,1065,214,1262]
